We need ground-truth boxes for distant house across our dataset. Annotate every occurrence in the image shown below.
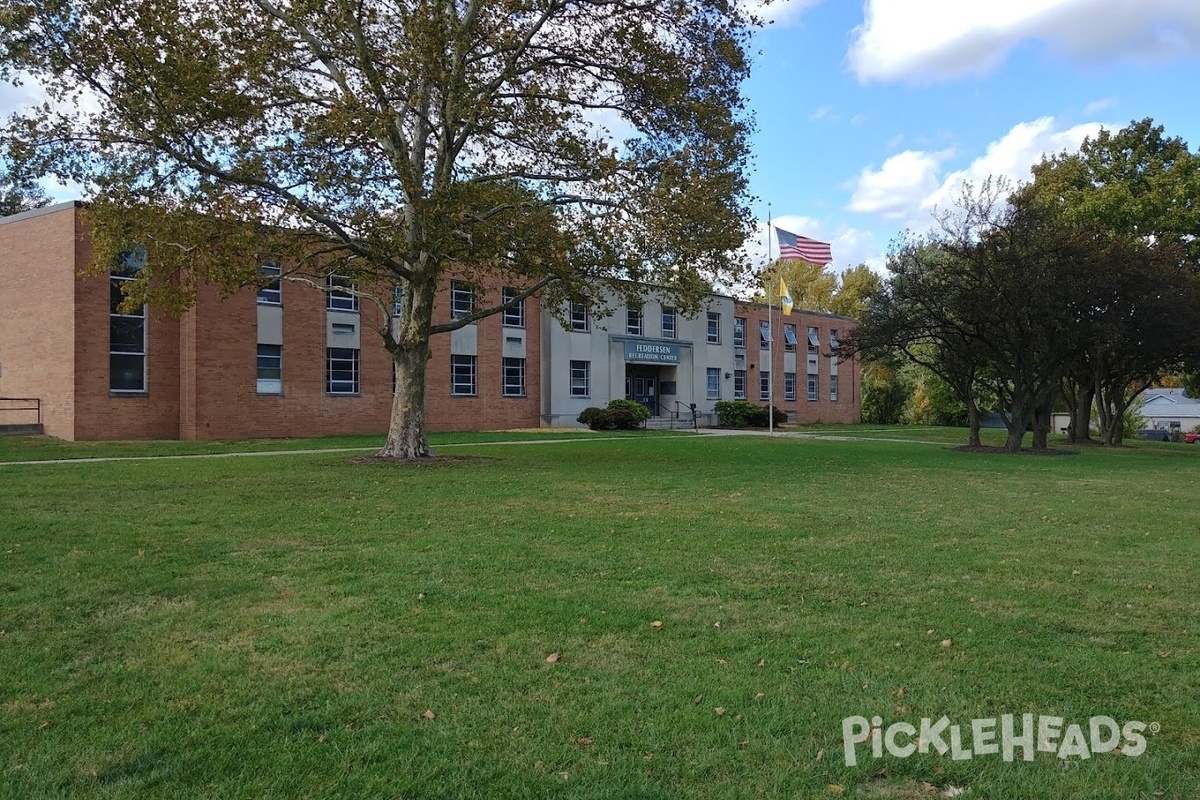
[1140,388,1200,432]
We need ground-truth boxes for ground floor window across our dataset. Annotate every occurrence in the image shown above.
[784,372,796,401]
[831,374,839,402]
[570,360,590,397]
[733,369,746,399]
[451,355,477,396]
[328,348,359,394]
[257,344,282,394]
[110,277,146,393]
[807,373,818,401]
[503,357,526,397]
[706,367,721,400]
[759,371,770,401]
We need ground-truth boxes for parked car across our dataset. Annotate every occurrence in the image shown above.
[1137,429,1172,442]
[1185,431,1200,444]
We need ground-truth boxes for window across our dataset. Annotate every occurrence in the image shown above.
[627,303,644,335]
[759,320,771,347]
[257,263,281,305]
[327,274,358,311]
[570,360,590,397]
[807,326,820,353]
[783,324,797,352]
[569,302,589,332]
[808,373,819,401]
[707,367,721,400]
[707,311,721,344]
[502,287,525,328]
[830,329,840,349]
[503,357,526,397]
[451,355,477,396]
[733,316,746,347]
[733,369,747,399]
[450,280,475,320]
[784,372,796,401]
[759,371,770,401]
[110,249,146,393]
[257,344,282,394]
[327,347,359,394]
[661,307,677,339]
[831,374,839,402]
[392,285,404,317]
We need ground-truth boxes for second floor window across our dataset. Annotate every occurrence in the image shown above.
[327,274,358,311]
[733,316,746,347]
[627,303,644,335]
[451,280,475,319]
[569,302,589,332]
[257,263,281,305]
[706,312,721,344]
[502,287,525,327]
[661,307,677,339]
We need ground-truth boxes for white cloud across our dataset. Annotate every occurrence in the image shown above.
[810,105,836,122]
[849,0,1200,84]
[845,116,1106,249]
[1084,97,1116,115]
[847,149,948,220]
[743,0,826,27]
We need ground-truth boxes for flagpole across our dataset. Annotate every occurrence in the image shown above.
[767,204,774,436]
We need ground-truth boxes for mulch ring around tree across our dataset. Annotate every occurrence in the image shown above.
[952,445,1078,456]
[349,455,495,466]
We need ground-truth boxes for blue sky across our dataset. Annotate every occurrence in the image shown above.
[746,0,1200,273]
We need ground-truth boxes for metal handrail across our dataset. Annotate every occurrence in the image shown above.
[0,397,41,426]
[657,401,676,419]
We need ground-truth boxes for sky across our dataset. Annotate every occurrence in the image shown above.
[4,0,1200,279]
[743,0,1200,273]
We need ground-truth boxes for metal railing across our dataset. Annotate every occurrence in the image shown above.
[0,397,41,426]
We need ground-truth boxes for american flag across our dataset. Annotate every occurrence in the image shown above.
[775,227,832,265]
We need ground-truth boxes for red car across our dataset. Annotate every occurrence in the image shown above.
[1186,432,1200,444]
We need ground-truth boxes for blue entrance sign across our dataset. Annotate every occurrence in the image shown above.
[624,341,681,364]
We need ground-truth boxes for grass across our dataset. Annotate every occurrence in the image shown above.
[1,430,1198,798]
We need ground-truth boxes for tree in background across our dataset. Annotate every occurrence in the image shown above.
[830,264,881,319]
[752,258,837,311]
[0,164,50,216]
[2,0,758,458]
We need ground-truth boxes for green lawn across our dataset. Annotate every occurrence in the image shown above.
[1,431,1197,798]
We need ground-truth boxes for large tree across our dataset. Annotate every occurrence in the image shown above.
[0,163,50,216]
[1,0,758,458]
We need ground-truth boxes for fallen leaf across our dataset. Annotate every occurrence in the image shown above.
[417,593,425,600]
[693,694,704,705]
[545,652,561,664]
[815,748,825,762]
[534,760,544,769]
[421,709,436,720]
[1157,651,1171,659]
[644,752,654,761]
[716,659,728,665]
[757,659,765,668]
[926,628,935,635]
[650,620,664,630]
[714,707,726,716]
[734,714,743,721]
[577,737,593,746]
[829,785,845,795]
[894,686,906,698]
[942,787,968,798]
[738,739,749,748]
[941,638,954,648]
[558,771,570,780]
[713,621,721,628]
[754,692,765,701]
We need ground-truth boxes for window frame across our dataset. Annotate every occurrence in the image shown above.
[450,280,475,320]
[759,320,771,347]
[784,371,796,401]
[327,347,360,394]
[706,367,721,400]
[569,360,590,398]
[807,373,819,401]
[733,369,747,399]
[569,302,590,332]
[256,344,283,395]
[661,307,677,339]
[706,311,721,344]
[502,356,526,397]
[327,274,359,312]
[830,373,839,402]
[110,261,147,394]
[502,287,526,328]
[783,324,797,352]
[759,371,770,401]
[733,316,746,348]
[257,263,282,306]
[807,326,820,353]
[626,303,644,336]
[450,354,478,396]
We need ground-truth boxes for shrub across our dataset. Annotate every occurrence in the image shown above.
[605,398,651,424]
[576,407,604,427]
[749,404,788,427]
[714,400,759,428]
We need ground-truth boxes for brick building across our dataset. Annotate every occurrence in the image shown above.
[0,202,858,440]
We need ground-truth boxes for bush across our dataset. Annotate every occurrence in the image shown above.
[604,398,652,424]
[577,400,647,431]
[714,400,759,428]
[714,400,787,428]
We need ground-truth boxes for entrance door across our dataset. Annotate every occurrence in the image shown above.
[626,368,658,415]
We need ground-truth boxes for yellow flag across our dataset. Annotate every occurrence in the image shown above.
[778,277,793,315]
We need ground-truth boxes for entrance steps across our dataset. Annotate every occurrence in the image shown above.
[646,417,703,431]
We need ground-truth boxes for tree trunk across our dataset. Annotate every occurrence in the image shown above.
[1003,406,1026,453]
[378,276,437,459]
[966,401,981,447]
[1070,385,1094,443]
[1030,406,1051,450]
[379,344,434,458]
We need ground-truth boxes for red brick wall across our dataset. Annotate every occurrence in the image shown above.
[0,205,79,438]
[735,303,860,424]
